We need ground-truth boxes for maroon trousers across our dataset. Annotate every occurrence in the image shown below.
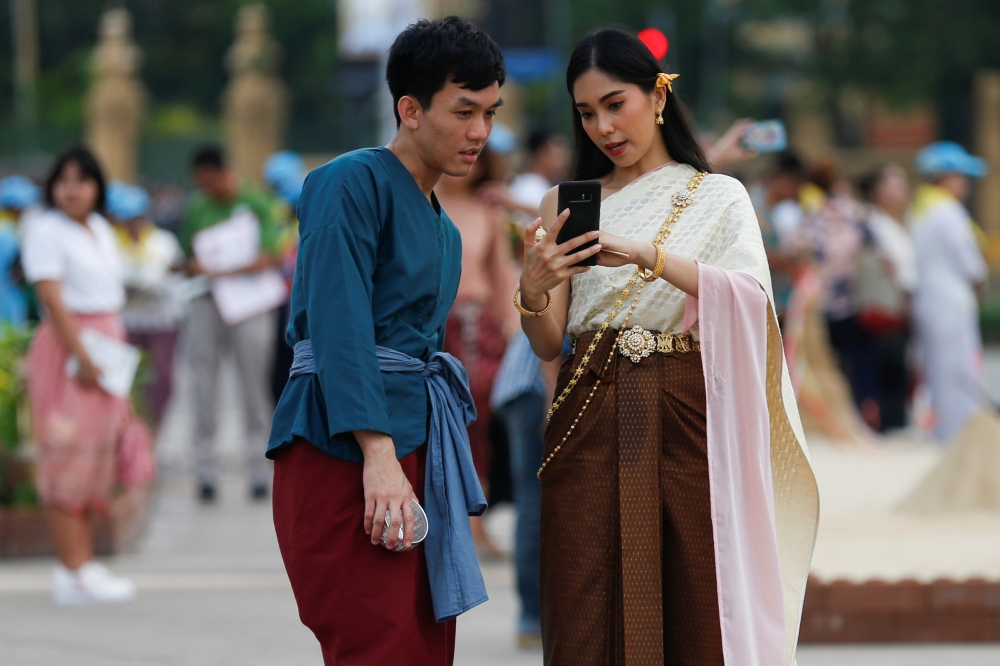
[273,439,456,665]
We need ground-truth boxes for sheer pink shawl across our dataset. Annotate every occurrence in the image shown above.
[684,261,817,666]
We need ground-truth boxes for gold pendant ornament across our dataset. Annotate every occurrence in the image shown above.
[618,326,656,363]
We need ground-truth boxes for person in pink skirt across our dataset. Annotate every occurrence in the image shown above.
[22,145,145,605]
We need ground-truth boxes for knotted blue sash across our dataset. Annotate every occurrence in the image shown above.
[290,340,488,622]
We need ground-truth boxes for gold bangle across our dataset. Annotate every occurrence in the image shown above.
[641,244,666,282]
[514,286,552,317]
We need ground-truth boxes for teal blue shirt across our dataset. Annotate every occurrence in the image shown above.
[267,148,462,462]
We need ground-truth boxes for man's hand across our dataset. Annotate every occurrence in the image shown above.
[356,430,416,551]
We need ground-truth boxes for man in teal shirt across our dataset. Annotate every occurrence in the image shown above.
[181,145,280,502]
[268,17,504,664]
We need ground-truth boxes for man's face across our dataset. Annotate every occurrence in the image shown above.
[410,80,502,178]
[193,166,238,202]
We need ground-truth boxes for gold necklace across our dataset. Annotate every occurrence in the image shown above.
[538,171,707,477]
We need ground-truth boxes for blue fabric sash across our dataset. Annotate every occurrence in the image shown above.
[290,339,488,622]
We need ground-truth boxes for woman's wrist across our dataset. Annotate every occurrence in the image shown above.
[518,280,548,311]
[635,242,658,271]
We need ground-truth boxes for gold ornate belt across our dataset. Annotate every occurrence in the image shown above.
[617,325,699,362]
[572,325,700,363]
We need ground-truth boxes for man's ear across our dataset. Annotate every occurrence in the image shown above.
[397,95,422,131]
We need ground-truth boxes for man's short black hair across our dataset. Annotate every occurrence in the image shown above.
[386,16,505,127]
[191,144,226,171]
[527,129,557,156]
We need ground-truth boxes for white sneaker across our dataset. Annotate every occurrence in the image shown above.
[53,562,137,605]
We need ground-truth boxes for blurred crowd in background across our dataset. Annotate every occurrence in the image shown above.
[0,0,999,652]
[0,114,992,633]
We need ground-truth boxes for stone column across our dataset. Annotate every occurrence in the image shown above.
[222,4,288,186]
[85,8,146,183]
[425,0,485,18]
[785,82,835,163]
[974,70,1000,237]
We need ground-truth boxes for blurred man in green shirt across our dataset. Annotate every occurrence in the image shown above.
[181,145,281,502]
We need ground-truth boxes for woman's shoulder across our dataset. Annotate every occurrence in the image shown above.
[88,213,118,239]
[24,208,66,239]
[700,172,751,201]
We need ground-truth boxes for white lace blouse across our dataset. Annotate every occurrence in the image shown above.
[566,163,770,338]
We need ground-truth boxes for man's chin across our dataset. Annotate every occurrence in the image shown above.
[441,161,477,179]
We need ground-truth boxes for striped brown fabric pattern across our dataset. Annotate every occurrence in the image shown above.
[539,330,723,666]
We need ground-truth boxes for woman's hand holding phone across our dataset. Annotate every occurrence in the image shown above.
[595,233,659,270]
[520,210,602,310]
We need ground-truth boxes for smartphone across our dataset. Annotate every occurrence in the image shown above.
[556,180,602,267]
[741,120,787,153]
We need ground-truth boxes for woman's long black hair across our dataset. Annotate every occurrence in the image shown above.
[567,28,712,181]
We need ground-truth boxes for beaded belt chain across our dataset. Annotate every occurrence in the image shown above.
[538,171,708,477]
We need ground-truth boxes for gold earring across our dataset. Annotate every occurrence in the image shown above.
[655,109,664,125]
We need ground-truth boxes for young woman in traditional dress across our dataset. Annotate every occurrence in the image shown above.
[515,28,819,666]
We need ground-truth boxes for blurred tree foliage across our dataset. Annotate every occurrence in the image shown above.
[0,0,998,155]
[0,0,340,153]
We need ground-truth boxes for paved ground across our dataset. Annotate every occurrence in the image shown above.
[2,351,1000,664]
[2,471,999,665]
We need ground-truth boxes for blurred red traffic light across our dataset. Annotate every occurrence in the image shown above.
[637,28,669,61]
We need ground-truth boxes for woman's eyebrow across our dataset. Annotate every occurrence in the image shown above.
[574,90,626,107]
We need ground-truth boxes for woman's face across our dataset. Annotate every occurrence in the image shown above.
[52,161,99,221]
[874,165,910,214]
[572,68,666,169]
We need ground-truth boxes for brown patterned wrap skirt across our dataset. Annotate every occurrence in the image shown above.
[540,329,724,666]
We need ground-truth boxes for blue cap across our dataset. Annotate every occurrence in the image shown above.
[0,175,40,210]
[263,151,305,190]
[915,141,989,179]
[278,174,305,207]
[106,180,150,221]
[487,122,517,155]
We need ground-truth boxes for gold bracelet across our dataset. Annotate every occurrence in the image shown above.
[641,244,666,282]
[514,286,552,317]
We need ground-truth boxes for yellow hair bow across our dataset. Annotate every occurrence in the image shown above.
[655,72,679,93]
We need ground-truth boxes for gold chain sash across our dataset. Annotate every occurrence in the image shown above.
[538,171,708,477]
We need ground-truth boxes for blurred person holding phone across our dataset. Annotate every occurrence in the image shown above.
[516,28,817,664]
[22,146,146,605]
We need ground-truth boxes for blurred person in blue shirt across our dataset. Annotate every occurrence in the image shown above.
[0,175,41,326]
[262,150,305,403]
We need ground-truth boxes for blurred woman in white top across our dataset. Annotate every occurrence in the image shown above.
[21,145,139,605]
